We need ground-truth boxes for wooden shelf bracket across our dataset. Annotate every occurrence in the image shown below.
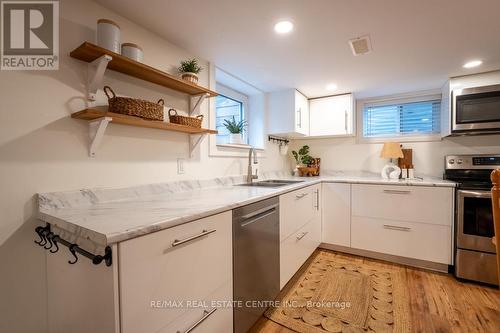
[189,134,206,157]
[189,93,210,115]
[87,54,112,103]
[88,117,112,157]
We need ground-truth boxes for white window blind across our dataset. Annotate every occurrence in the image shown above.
[363,99,441,138]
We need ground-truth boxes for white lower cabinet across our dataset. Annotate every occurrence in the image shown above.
[351,216,452,264]
[280,184,321,289]
[280,218,321,289]
[351,184,453,226]
[280,186,315,241]
[322,183,351,247]
[119,211,233,333]
[321,183,454,266]
[157,283,233,333]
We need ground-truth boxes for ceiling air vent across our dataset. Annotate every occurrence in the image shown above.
[349,35,372,56]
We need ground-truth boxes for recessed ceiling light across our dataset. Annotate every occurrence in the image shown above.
[326,83,338,91]
[274,21,293,34]
[463,60,482,68]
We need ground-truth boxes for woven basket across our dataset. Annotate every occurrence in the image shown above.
[104,86,164,121]
[168,109,203,128]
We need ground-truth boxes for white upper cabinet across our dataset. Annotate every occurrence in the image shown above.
[269,89,309,137]
[309,93,354,137]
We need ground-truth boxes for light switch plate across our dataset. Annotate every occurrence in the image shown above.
[177,158,185,174]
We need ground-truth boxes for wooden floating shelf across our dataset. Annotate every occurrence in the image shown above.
[70,42,218,97]
[72,109,218,135]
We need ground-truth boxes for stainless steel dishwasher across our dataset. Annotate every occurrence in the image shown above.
[233,196,280,333]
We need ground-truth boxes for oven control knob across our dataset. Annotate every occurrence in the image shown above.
[457,159,463,164]
[449,159,455,164]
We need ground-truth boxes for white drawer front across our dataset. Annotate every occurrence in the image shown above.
[280,186,315,241]
[352,184,453,226]
[159,282,233,333]
[351,216,452,264]
[119,212,232,333]
[280,218,321,289]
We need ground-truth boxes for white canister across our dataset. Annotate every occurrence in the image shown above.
[401,168,408,179]
[97,19,120,53]
[121,43,144,63]
[408,168,415,179]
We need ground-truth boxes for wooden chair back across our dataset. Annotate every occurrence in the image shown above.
[492,169,500,283]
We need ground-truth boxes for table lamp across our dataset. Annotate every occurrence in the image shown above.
[380,142,404,179]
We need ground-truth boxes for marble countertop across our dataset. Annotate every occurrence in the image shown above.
[37,171,456,247]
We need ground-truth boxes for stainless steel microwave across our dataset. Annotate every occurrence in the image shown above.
[452,84,500,134]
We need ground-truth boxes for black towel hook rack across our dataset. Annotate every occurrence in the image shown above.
[34,224,112,267]
[268,135,289,145]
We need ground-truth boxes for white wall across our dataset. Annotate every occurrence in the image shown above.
[0,1,286,332]
[291,135,500,177]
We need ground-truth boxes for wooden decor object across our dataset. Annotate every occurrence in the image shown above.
[491,169,500,284]
[398,148,413,169]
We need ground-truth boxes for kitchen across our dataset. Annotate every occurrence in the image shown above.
[1,0,500,333]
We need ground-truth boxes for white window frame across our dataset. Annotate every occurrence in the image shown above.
[357,90,443,144]
[207,64,265,158]
[215,84,249,147]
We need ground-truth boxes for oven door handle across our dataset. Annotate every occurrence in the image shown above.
[457,189,492,198]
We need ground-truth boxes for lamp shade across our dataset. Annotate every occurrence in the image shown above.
[380,142,404,159]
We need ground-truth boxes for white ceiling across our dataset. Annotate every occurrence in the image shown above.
[95,0,500,98]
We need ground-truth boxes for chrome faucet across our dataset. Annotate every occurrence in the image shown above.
[247,148,258,183]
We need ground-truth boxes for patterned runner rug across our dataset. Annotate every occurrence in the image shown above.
[265,250,411,332]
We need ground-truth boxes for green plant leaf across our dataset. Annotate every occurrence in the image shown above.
[222,116,247,134]
[178,58,202,74]
[292,145,312,165]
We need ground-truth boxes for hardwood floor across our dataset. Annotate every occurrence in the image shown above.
[251,250,500,333]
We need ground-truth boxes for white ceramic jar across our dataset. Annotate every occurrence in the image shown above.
[121,43,144,62]
[97,19,120,53]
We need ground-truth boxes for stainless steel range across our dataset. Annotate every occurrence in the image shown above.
[444,154,499,285]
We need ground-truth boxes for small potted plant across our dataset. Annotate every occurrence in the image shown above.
[178,58,202,84]
[223,116,247,145]
[292,145,315,176]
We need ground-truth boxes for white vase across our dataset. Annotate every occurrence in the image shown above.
[229,133,243,145]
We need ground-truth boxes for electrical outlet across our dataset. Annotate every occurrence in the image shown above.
[177,158,185,174]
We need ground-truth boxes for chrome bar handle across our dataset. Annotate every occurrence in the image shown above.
[177,308,217,333]
[383,224,411,232]
[383,189,411,195]
[296,192,308,199]
[172,229,216,247]
[344,110,348,133]
[241,204,278,220]
[240,210,276,228]
[315,189,320,210]
[297,231,309,240]
[297,107,302,128]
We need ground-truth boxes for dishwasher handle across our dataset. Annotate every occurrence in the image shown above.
[239,204,278,228]
[240,204,278,220]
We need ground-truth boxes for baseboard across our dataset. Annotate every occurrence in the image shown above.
[319,243,449,273]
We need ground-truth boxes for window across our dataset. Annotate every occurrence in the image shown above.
[362,99,441,139]
[215,94,245,144]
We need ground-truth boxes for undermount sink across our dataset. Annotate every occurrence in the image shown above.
[236,179,304,187]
